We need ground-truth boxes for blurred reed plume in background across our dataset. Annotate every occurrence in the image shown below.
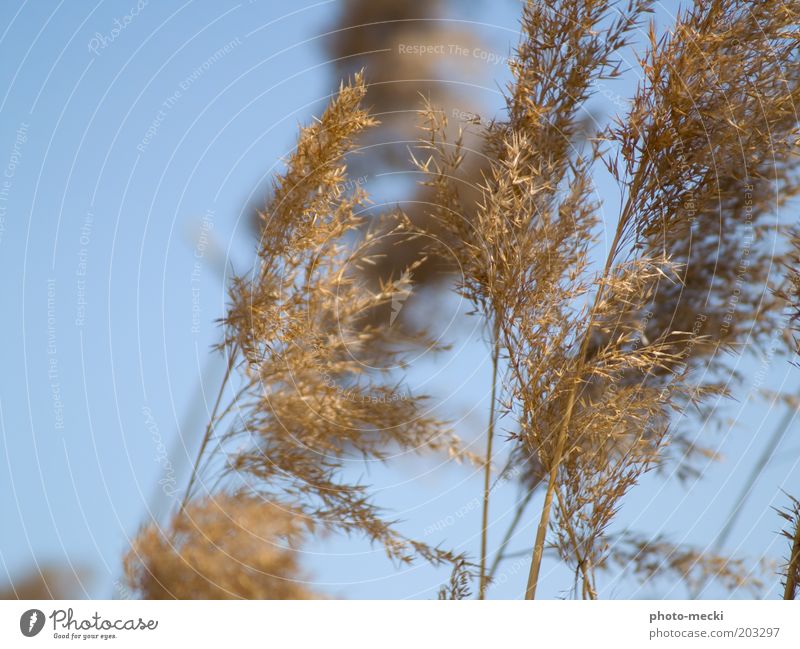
[114,0,800,600]
[124,496,316,599]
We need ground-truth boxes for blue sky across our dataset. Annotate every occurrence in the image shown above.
[1,0,798,600]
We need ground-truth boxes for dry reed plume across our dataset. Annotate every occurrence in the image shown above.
[124,496,316,599]
[122,0,800,600]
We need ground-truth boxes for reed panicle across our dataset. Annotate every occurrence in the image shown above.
[220,73,475,567]
[124,495,316,599]
[416,0,800,599]
[604,532,763,596]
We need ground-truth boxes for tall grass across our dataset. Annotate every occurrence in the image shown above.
[123,0,800,600]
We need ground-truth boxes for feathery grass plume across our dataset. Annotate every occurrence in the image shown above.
[417,0,800,599]
[777,495,800,600]
[524,0,800,599]
[190,72,469,574]
[779,230,800,356]
[549,0,800,598]
[437,558,475,600]
[124,495,316,599]
[608,0,800,478]
[418,0,665,599]
[603,532,763,596]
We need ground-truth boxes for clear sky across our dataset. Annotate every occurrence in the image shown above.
[1,0,798,600]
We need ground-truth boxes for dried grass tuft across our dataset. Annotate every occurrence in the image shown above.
[124,495,316,599]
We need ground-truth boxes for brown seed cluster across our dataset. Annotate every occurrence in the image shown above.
[124,495,315,599]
